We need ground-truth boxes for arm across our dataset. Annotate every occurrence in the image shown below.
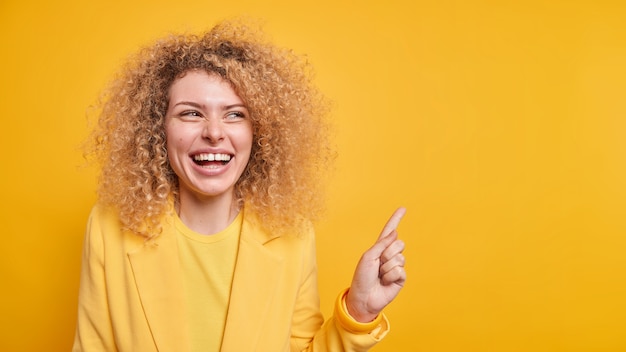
[72,207,117,351]
[292,208,406,351]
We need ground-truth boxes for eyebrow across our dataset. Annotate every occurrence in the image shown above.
[173,101,202,108]
[172,101,247,110]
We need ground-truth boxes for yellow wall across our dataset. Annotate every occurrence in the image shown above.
[1,0,625,350]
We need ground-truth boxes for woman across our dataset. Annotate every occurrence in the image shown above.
[73,20,407,351]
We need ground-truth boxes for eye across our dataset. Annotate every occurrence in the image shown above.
[178,110,203,121]
[182,110,202,117]
[225,111,246,120]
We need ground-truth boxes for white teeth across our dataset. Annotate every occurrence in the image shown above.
[193,153,232,162]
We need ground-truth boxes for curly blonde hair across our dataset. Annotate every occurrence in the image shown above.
[87,20,333,238]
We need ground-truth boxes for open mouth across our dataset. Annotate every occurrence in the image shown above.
[192,153,232,168]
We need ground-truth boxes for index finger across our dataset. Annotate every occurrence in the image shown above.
[377,207,407,241]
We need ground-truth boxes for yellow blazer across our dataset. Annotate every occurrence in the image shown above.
[73,206,389,351]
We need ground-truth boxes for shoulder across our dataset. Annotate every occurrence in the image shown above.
[85,203,148,250]
[88,203,120,225]
[85,204,120,240]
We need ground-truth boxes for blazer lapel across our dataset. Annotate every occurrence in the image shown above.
[220,214,283,351]
[128,231,191,352]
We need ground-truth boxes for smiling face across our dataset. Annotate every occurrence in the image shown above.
[165,70,253,205]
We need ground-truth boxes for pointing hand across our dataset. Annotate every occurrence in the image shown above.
[346,207,407,323]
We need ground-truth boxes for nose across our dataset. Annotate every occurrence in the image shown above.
[202,118,225,143]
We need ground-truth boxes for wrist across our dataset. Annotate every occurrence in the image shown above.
[335,288,383,333]
[345,292,378,323]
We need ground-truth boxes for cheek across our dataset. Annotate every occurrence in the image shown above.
[239,125,254,151]
[165,124,190,150]
[164,132,187,166]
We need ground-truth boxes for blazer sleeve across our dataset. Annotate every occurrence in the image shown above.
[72,206,117,351]
[290,226,391,352]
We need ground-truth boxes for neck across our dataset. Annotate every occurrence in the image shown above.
[177,189,240,235]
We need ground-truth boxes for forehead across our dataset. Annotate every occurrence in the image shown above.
[167,70,242,103]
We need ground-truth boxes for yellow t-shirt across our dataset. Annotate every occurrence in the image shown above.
[174,211,242,352]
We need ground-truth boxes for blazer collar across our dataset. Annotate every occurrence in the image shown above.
[127,228,190,352]
[127,208,283,352]
[221,212,283,350]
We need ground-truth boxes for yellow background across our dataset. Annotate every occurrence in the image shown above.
[1,0,625,351]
